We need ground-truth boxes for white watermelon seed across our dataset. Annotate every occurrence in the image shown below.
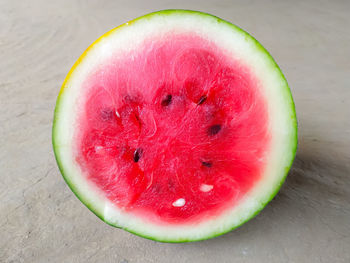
[200,184,213,192]
[172,198,185,207]
[115,110,120,118]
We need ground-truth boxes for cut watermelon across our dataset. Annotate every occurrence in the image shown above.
[53,10,297,242]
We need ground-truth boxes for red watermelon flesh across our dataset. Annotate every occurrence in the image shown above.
[75,33,270,224]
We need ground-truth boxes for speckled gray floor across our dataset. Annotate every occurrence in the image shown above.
[1,0,349,262]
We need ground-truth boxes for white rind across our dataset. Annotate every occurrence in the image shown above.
[53,10,297,242]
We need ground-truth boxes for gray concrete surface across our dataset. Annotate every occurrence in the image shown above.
[1,0,349,262]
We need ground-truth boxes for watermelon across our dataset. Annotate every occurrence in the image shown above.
[52,10,297,242]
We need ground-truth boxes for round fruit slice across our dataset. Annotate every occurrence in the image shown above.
[53,10,297,242]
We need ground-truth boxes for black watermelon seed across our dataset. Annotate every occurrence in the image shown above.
[161,94,172,106]
[134,112,140,122]
[197,95,207,105]
[133,148,142,162]
[208,124,222,136]
[201,161,212,167]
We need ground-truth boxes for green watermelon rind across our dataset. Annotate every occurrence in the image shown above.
[52,9,297,243]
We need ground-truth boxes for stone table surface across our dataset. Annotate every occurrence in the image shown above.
[1,0,349,262]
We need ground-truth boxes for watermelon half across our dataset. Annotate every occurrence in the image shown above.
[53,10,297,242]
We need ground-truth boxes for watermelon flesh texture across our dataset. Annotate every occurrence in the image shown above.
[76,33,270,224]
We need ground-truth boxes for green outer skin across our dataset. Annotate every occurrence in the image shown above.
[52,9,298,243]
